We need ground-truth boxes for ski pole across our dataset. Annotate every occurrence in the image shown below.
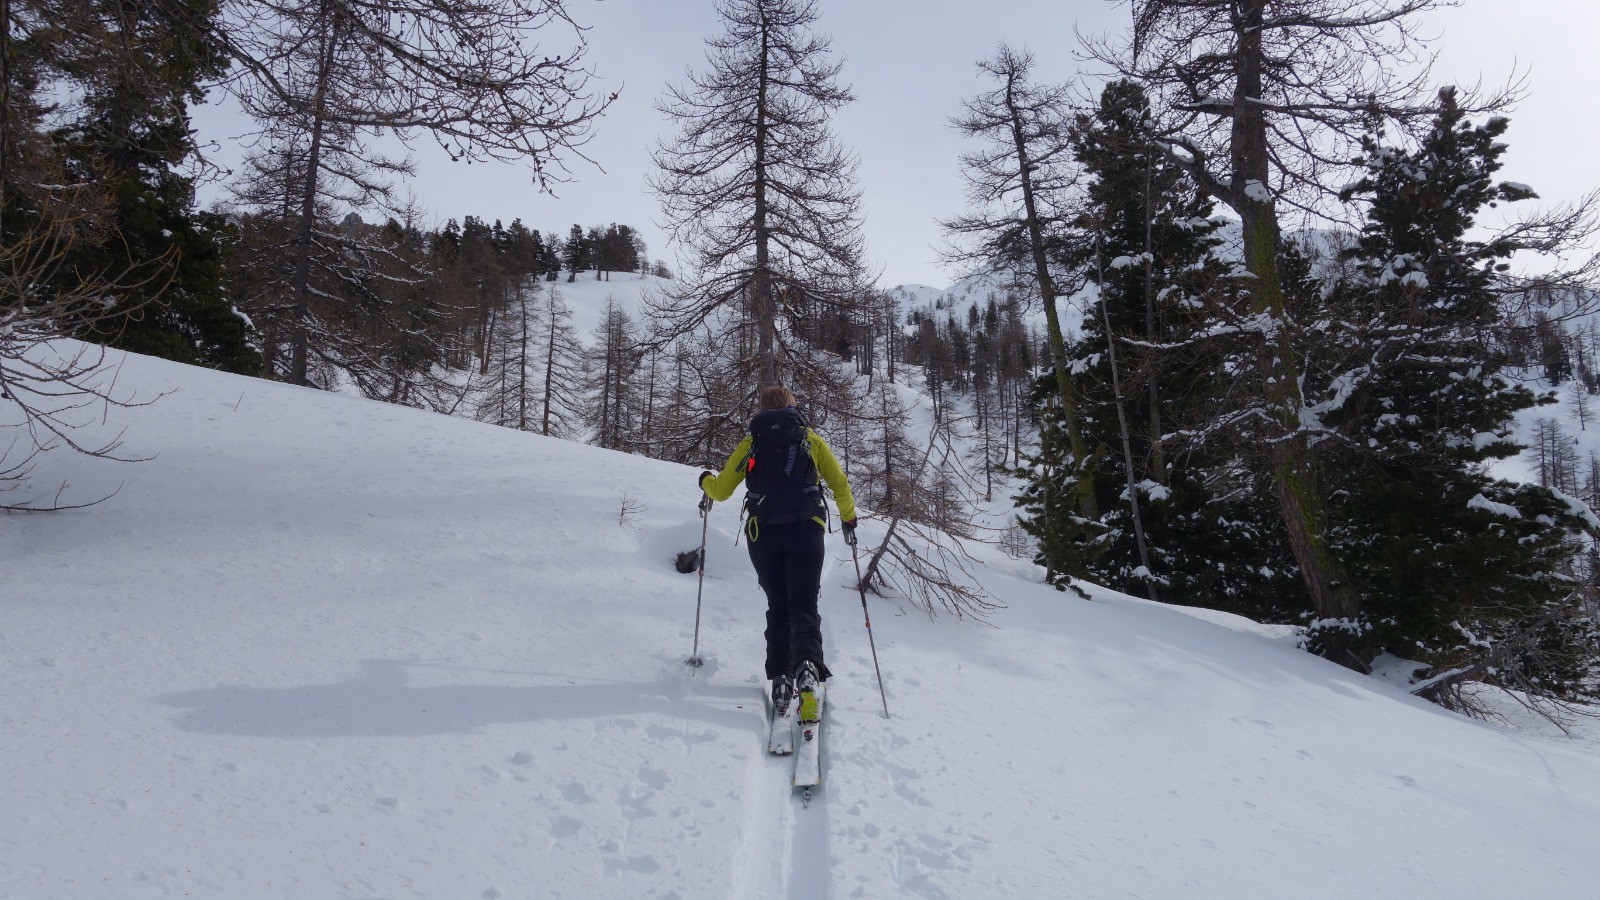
[850,543,890,718]
[688,494,711,668]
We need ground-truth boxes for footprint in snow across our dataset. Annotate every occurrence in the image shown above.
[603,855,661,876]
[645,724,718,747]
[618,786,657,820]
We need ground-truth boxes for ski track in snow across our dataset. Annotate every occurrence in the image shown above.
[730,558,841,900]
[783,556,843,900]
[728,682,791,900]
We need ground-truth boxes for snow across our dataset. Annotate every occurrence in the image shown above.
[1136,479,1171,502]
[1549,486,1600,530]
[538,271,663,339]
[1467,492,1523,519]
[889,270,1092,345]
[5,342,1600,898]
[1473,431,1509,451]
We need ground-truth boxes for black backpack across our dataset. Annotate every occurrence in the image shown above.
[744,407,826,526]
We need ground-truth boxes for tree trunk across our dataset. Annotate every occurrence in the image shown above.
[289,18,339,387]
[516,286,529,431]
[478,300,495,376]
[1143,160,1166,483]
[1004,73,1097,520]
[752,9,779,388]
[541,295,556,435]
[1233,0,1365,671]
[1094,243,1156,600]
[1,0,12,228]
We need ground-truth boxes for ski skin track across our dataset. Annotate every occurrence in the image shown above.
[731,685,796,900]
[727,554,845,900]
[782,556,845,899]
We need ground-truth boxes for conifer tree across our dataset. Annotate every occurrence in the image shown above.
[649,0,870,395]
[227,141,422,393]
[1055,79,1300,611]
[477,264,540,430]
[564,223,588,281]
[1318,91,1596,700]
[459,217,509,374]
[1089,0,1516,669]
[52,0,258,374]
[1,0,199,502]
[372,209,454,409]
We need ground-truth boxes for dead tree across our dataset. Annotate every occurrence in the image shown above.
[943,44,1098,522]
[648,0,871,396]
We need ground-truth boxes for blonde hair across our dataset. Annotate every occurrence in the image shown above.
[759,385,796,410]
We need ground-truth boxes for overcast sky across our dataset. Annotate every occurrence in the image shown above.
[194,0,1600,289]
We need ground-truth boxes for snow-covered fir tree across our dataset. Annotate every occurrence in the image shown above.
[1036,79,1303,616]
[1313,90,1597,697]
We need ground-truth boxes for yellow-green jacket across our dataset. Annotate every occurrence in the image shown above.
[700,427,857,528]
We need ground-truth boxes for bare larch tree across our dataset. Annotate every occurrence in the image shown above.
[944,44,1104,538]
[649,0,870,396]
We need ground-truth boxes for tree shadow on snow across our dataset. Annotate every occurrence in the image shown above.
[155,659,758,739]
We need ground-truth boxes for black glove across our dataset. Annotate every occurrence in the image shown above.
[841,517,858,547]
[697,471,715,515]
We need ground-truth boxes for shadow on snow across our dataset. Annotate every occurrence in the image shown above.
[155,658,757,739]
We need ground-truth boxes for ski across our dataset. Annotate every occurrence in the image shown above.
[767,682,795,755]
[792,682,825,804]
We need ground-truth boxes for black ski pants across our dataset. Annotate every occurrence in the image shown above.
[747,520,832,682]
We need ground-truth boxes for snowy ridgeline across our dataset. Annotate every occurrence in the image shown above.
[4,342,1600,899]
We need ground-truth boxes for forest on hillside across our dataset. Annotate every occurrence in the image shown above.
[3,0,1598,717]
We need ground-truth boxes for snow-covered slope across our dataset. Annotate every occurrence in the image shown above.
[888,269,1091,344]
[533,270,664,341]
[889,271,1018,319]
[5,345,1600,899]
